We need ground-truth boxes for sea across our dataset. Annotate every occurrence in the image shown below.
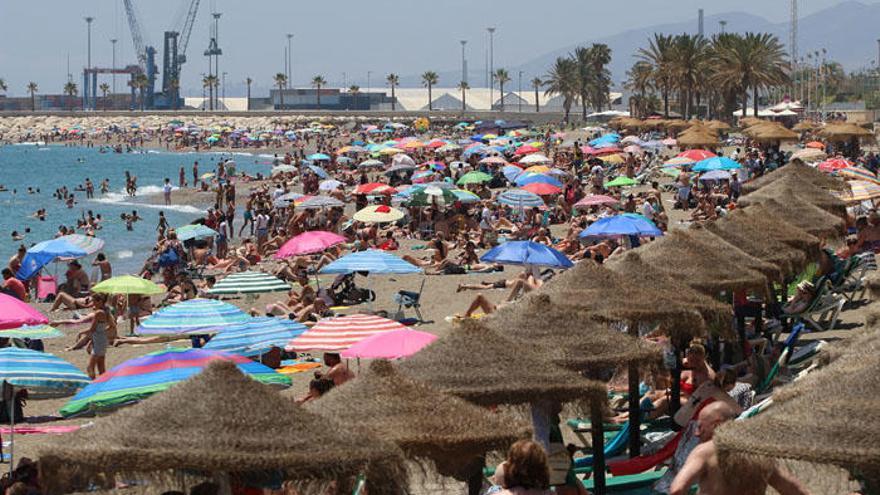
[0,144,274,276]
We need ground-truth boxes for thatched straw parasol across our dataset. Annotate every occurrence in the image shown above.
[741,161,846,194]
[676,130,719,148]
[738,174,848,218]
[398,319,606,407]
[39,361,407,495]
[306,359,529,479]
[702,216,809,278]
[739,117,765,128]
[715,349,880,491]
[541,260,707,329]
[486,294,662,373]
[792,121,815,132]
[664,119,690,130]
[604,251,733,336]
[633,228,771,294]
[818,122,876,141]
[706,120,732,131]
[746,123,799,143]
[741,198,845,238]
[723,207,822,258]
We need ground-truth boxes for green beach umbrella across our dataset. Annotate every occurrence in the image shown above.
[456,171,493,186]
[407,186,458,207]
[92,275,164,295]
[208,271,291,296]
[0,325,64,340]
[605,176,637,187]
[175,224,218,241]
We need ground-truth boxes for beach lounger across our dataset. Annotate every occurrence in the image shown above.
[781,281,844,332]
[36,275,57,302]
[583,468,668,494]
[393,279,429,324]
[832,252,875,303]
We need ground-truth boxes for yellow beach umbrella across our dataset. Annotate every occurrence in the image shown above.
[379,147,404,156]
[525,165,551,174]
[600,154,625,164]
[353,205,405,223]
[402,141,425,149]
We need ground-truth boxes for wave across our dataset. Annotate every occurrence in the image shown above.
[90,185,203,214]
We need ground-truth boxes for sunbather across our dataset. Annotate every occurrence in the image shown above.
[782,280,816,314]
[680,341,715,397]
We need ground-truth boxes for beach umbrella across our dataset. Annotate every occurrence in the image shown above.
[0,347,89,395]
[837,166,880,185]
[298,196,345,209]
[175,224,218,241]
[677,149,716,161]
[307,164,329,179]
[744,198,845,239]
[59,348,290,418]
[451,189,480,203]
[379,147,404,155]
[575,194,618,208]
[663,156,695,167]
[478,155,508,165]
[0,325,63,340]
[355,183,397,195]
[837,180,880,202]
[692,156,742,172]
[407,185,458,206]
[411,170,434,183]
[275,231,346,258]
[456,171,493,186]
[17,239,88,280]
[318,179,343,191]
[604,176,637,187]
[307,153,330,161]
[271,164,297,175]
[805,140,826,149]
[521,182,561,196]
[208,271,291,296]
[515,173,563,188]
[319,249,421,275]
[386,162,416,174]
[599,153,625,164]
[353,204,405,223]
[497,189,545,208]
[340,330,437,359]
[57,234,104,257]
[437,143,461,153]
[306,360,526,479]
[286,314,409,351]
[273,192,311,208]
[204,317,308,357]
[0,293,48,330]
[524,165,551,174]
[580,213,662,238]
[43,361,407,494]
[518,153,551,164]
[481,240,573,268]
[513,144,539,155]
[392,153,417,167]
[358,158,385,169]
[200,172,216,180]
[818,158,852,173]
[738,174,848,217]
[92,275,164,295]
[702,218,808,278]
[502,164,524,182]
[137,298,250,335]
[790,148,827,162]
[699,170,732,181]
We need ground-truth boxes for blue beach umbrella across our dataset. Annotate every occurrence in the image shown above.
[307,164,330,179]
[579,213,662,238]
[0,347,89,395]
[320,250,422,275]
[497,189,545,208]
[481,240,573,268]
[16,239,88,280]
[307,153,331,161]
[502,165,524,182]
[175,224,218,241]
[137,298,251,335]
[204,317,308,357]
[692,156,742,172]
[515,173,563,188]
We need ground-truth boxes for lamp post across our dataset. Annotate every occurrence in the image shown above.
[85,17,94,70]
[222,71,227,107]
[460,40,468,85]
[110,38,117,94]
[287,34,293,84]
[518,70,523,113]
[719,20,727,34]
[488,27,496,108]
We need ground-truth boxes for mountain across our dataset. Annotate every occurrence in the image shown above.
[397,1,880,88]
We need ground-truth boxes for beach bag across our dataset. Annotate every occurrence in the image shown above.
[158,247,180,268]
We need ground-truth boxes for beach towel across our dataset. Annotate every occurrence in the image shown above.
[36,275,57,301]
[277,362,322,374]
[0,424,82,435]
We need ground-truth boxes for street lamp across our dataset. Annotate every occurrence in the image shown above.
[488,27,496,107]
[719,20,727,34]
[286,34,293,84]
[110,38,117,94]
[460,40,468,85]
[84,17,94,69]
[518,70,523,113]
[222,71,227,106]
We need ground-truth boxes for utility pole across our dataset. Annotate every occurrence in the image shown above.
[284,46,288,87]
[460,40,468,85]
[697,9,704,36]
[110,39,117,94]
[287,34,294,84]
[719,20,727,34]
[488,27,496,108]
[518,70,523,113]
[85,17,94,70]
[342,72,347,89]
[222,71,227,107]
[790,0,798,85]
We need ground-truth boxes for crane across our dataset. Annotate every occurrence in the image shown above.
[121,0,201,109]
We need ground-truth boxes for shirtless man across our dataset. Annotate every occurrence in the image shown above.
[670,402,810,495]
[321,352,354,386]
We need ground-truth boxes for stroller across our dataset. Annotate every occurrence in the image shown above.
[327,272,376,306]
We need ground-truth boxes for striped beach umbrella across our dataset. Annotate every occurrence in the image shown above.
[298,196,345,209]
[319,250,422,275]
[837,166,880,185]
[286,314,408,351]
[0,347,89,394]
[836,180,880,202]
[497,189,545,208]
[58,234,105,257]
[204,317,308,357]
[59,347,291,417]
[207,272,291,296]
[137,299,251,335]
[0,325,64,340]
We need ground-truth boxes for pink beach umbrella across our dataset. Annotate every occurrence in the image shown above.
[340,329,437,359]
[0,294,48,330]
[286,314,408,351]
[275,231,346,259]
[576,194,619,208]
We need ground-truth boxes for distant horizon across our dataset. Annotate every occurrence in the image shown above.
[0,0,878,98]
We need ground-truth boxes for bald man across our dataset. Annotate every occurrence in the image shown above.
[670,402,810,495]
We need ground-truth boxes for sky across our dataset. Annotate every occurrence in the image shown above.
[0,0,876,97]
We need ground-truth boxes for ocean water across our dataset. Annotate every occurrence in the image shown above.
[0,145,269,275]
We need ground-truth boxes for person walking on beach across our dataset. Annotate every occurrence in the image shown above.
[179,166,186,187]
[163,178,172,205]
[66,292,116,379]
[157,212,169,237]
[192,161,199,188]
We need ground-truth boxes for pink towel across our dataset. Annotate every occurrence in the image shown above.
[0,425,81,435]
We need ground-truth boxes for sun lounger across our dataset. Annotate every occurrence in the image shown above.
[36,275,57,302]
[832,252,875,302]
[781,281,844,332]
[583,468,667,493]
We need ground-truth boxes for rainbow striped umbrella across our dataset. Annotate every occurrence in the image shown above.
[57,234,105,257]
[0,325,64,340]
[207,271,291,295]
[59,347,290,417]
[837,166,880,185]
[835,180,880,202]
[0,347,89,395]
[137,299,250,335]
[204,317,308,357]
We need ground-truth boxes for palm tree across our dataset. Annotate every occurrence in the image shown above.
[625,61,654,118]
[311,75,326,108]
[98,83,110,111]
[0,79,7,95]
[63,81,78,111]
[167,79,180,110]
[586,44,613,112]
[349,85,360,108]
[273,73,287,109]
[711,32,789,117]
[203,75,217,110]
[494,68,511,111]
[421,71,439,110]
[386,73,399,111]
[544,57,578,122]
[638,33,675,117]
[530,77,542,112]
[457,81,469,112]
[26,82,37,112]
[668,34,709,118]
[245,77,253,110]
[134,74,149,111]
